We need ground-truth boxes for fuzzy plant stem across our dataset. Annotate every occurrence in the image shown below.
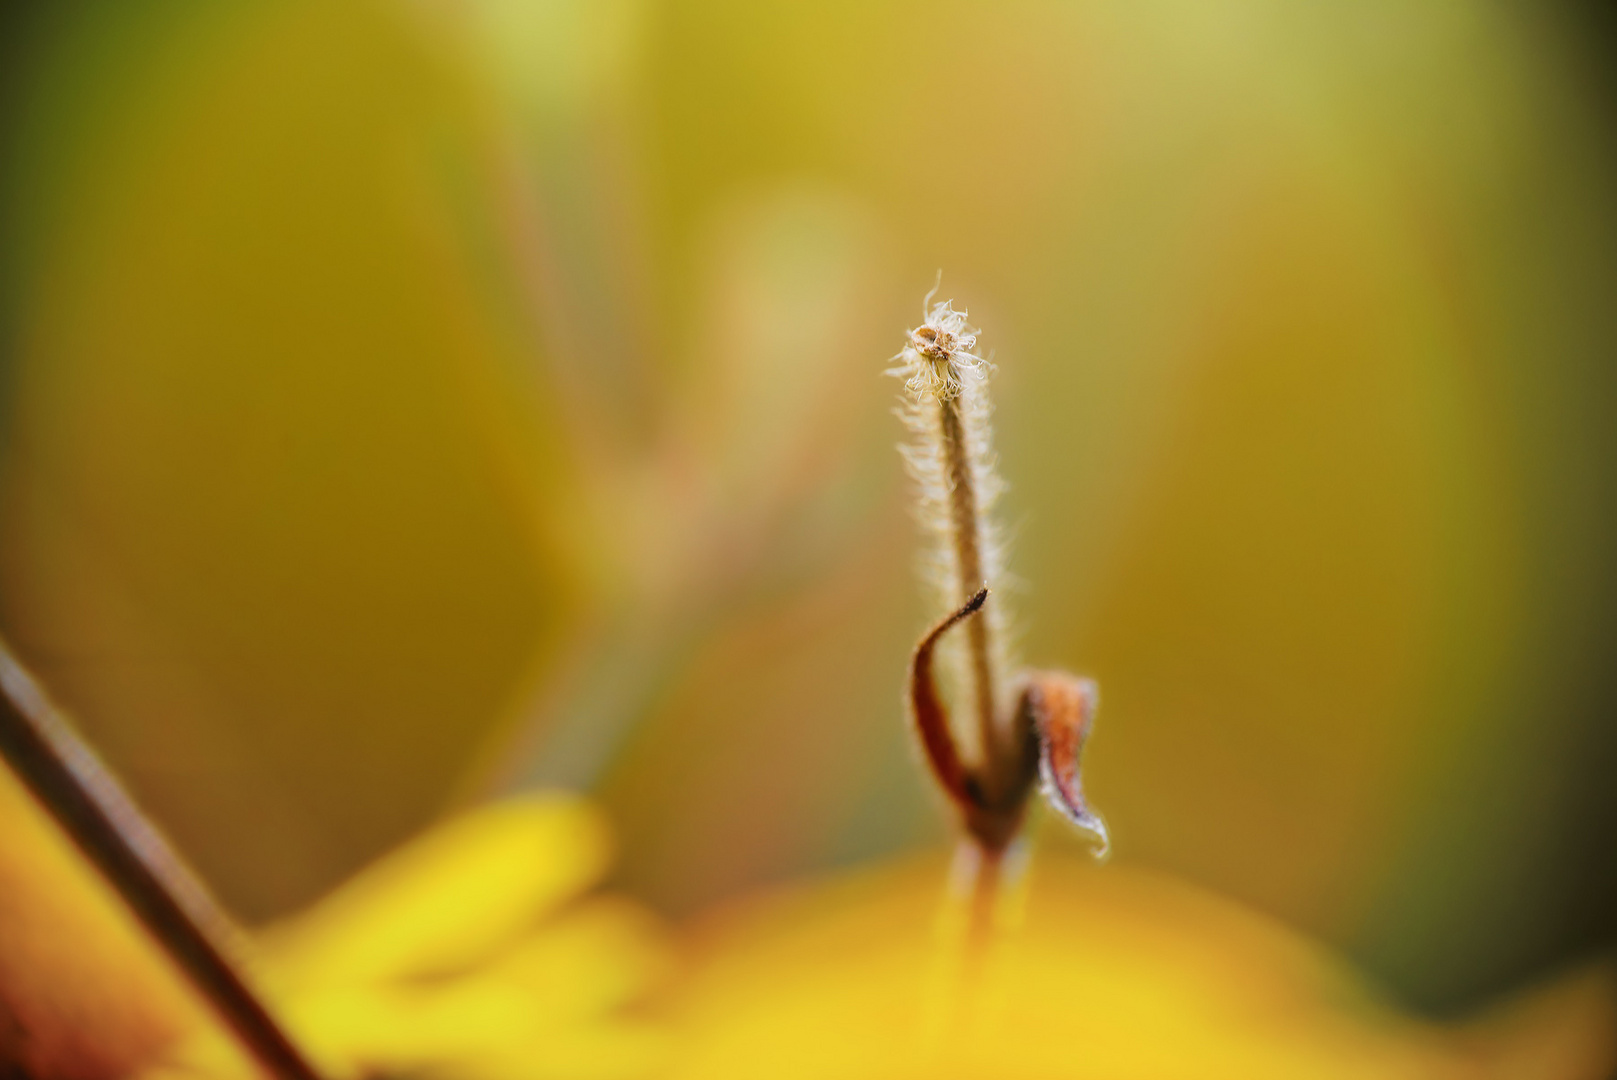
[0,642,324,1080]
[937,394,1004,800]
[893,286,1108,946]
[893,293,1029,852]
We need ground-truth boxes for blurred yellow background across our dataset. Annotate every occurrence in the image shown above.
[2,0,1616,1031]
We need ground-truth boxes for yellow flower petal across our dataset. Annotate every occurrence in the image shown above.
[661,852,1615,1080]
[260,793,612,988]
[141,794,668,1080]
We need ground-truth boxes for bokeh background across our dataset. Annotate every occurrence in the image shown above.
[2,0,1616,1024]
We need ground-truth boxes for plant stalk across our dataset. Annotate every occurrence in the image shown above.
[0,641,323,1080]
[937,396,1002,798]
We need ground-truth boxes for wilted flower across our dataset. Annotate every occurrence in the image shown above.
[887,294,990,403]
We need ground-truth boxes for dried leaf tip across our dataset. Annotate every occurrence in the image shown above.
[1026,672,1110,860]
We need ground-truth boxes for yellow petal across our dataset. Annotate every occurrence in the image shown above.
[662,851,1614,1080]
[483,896,674,1020]
[261,794,611,987]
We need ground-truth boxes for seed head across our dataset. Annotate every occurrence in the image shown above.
[887,292,989,402]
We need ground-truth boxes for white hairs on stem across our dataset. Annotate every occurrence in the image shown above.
[887,288,1015,747]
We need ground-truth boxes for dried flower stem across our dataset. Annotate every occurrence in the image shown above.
[963,840,1003,949]
[936,397,1004,794]
[890,284,1108,867]
[0,641,324,1080]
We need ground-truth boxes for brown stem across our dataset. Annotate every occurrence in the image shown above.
[964,841,1002,952]
[937,397,1001,797]
[0,642,324,1080]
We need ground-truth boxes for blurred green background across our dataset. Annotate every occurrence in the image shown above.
[3,0,1616,1019]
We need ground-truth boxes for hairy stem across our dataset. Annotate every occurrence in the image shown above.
[938,396,1001,797]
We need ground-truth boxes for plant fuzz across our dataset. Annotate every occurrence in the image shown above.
[888,285,1107,857]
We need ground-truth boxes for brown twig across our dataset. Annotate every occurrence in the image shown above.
[0,641,324,1080]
